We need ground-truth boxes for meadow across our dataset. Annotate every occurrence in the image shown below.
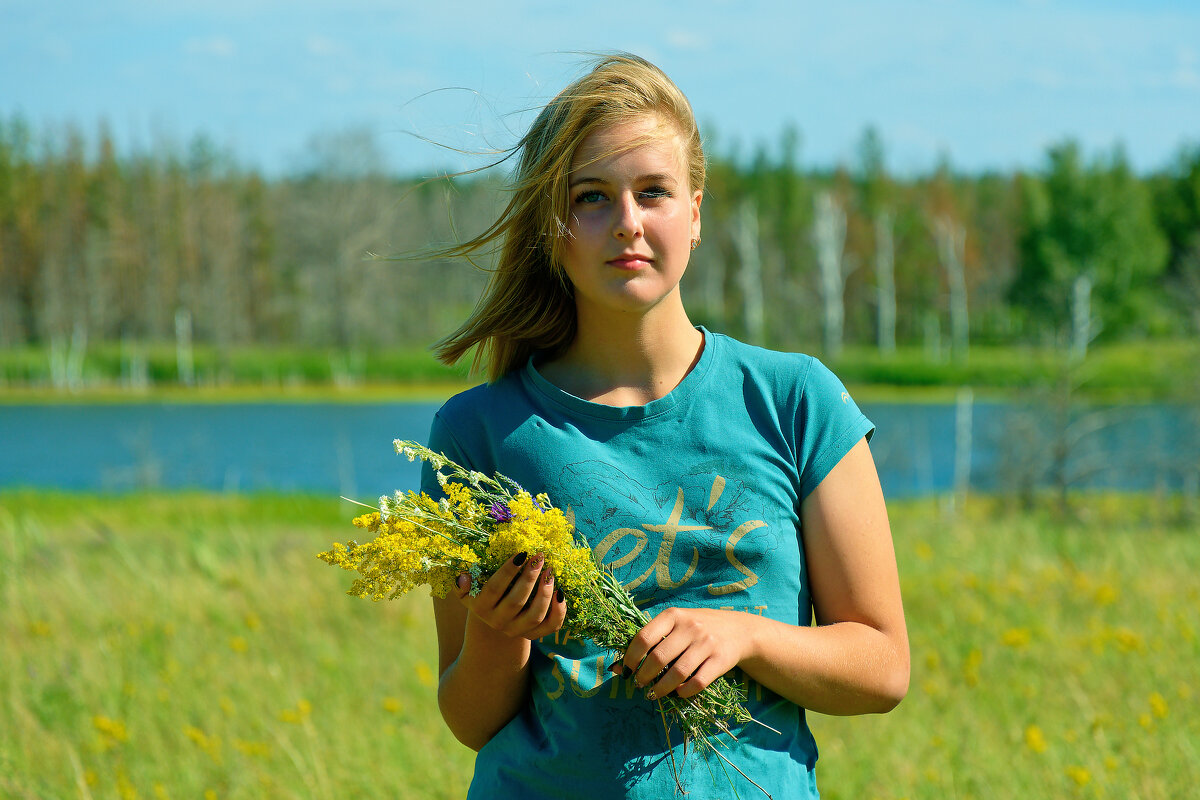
[2,490,1196,799]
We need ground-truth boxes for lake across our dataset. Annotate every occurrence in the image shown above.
[1,400,1196,500]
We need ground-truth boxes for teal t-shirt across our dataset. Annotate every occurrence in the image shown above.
[421,328,874,799]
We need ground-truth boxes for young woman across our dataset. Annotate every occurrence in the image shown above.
[420,53,908,799]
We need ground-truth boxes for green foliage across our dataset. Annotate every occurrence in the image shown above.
[1012,141,1170,338]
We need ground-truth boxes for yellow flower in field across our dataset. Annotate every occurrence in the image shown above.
[1065,765,1091,787]
[415,661,436,688]
[1138,712,1153,729]
[229,636,248,653]
[279,699,312,724]
[243,612,261,631]
[1093,583,1118,605]
[382,696,403,713]
[1113,627,1144,653]
[28,620,51,637]
[234,739,271,758]
[1024,724,1048,754]
[1002,628,1031,648]
[153,782,170,799]
[1104,756,1119,771]
[962,648,982,687]
[1149,691,1168,718]
[219,696,234,716]
[116,770,138,800]
[184,725,222,762]
[93,715,128,750]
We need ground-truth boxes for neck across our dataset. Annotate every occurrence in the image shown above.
[541,298,703,406]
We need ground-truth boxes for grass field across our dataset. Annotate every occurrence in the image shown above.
[2,491,1196,799]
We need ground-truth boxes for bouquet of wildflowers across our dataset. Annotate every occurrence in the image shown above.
[319,440,768,780]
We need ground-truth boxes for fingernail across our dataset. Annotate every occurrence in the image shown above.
[622,666,633,678]
[544,571,554,585]
[456,574,469,591]
[555,588,564,603]
[513,552,527,566]
[645,689,657,701]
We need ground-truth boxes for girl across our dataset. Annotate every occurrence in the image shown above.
[421,53,908,799]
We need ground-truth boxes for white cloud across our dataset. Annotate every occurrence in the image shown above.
[306,35,343,57]
[1173,46,1200,89]
[666,29,707,51]
[184,36,236,58]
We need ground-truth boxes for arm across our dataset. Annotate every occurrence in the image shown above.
[617,437,909,715]
[434,553,567,750]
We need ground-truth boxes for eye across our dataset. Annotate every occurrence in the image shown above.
[573,189,606,204]
[639,185,672,200]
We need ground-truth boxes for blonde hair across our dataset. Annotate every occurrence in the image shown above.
[432,53,705,381]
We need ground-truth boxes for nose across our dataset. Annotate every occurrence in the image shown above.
[612,192,643,240]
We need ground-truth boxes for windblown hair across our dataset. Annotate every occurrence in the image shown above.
[432,53,706,381]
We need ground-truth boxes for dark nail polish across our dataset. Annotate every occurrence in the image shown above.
[622,666,633,679]
[513,552,528,566]
[555,587,564,603]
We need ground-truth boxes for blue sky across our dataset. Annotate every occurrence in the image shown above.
[3,0,1198,176]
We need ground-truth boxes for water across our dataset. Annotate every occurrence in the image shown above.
[1,400,1196,499]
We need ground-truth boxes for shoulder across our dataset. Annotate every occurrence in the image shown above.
[434,370,526,426]
[707,330,822,397]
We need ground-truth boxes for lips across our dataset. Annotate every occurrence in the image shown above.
[607,255,653,270]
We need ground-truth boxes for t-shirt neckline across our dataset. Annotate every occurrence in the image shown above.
[522,326,716,422]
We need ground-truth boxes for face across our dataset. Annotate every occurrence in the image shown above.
[560,115,702,321]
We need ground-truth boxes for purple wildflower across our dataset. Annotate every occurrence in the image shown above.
[488,502,513,523]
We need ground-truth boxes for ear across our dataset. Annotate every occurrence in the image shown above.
[690,188,703,242]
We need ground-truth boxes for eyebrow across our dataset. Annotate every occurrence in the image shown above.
[568,172,678,189]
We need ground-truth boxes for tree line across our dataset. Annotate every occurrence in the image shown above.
[2,117,1198,369]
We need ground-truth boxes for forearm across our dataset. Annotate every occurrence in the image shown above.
[737,612,909,716]
[438,615,533,750]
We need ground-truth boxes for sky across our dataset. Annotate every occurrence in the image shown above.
[3,0,1199,177]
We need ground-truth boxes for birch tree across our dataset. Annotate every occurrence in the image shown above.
[813,189,848,359]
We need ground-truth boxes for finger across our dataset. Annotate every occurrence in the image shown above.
[646,648,706,701]
[513,569,555,631]
[474,551,530,609]
[633,632,687,689]
[672,660,725,699]
[620,611,677,677]
[524,576,567,640]
[494,553,546,620]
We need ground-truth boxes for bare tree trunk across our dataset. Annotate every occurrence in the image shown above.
[813,190,847,359]
[175,308,194,386]
[935,216,969,362]
[1070,272,1094,363]
[874,209,896,356]
[733,199,765,346]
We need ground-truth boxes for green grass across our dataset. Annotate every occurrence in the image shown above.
[2,339,1197,403]
[2,491,1197,798]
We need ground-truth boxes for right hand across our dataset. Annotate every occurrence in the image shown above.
[454,552,566,640]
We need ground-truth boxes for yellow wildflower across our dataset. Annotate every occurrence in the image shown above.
[1002,627,1031,648]
[1149,691,1168,718]
[1024,724,1048,753]
[1065,766,1091,787]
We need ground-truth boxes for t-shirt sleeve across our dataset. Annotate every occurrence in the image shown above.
[419,410,475,500]
[796,358,876,501]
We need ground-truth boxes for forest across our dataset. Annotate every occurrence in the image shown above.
[1,116,1198,385]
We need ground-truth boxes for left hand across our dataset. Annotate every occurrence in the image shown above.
[611,607,751,701]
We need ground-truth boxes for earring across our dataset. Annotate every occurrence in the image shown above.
[690,237,701,251]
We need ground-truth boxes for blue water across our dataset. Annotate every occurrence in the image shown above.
[1,400,1195,499]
